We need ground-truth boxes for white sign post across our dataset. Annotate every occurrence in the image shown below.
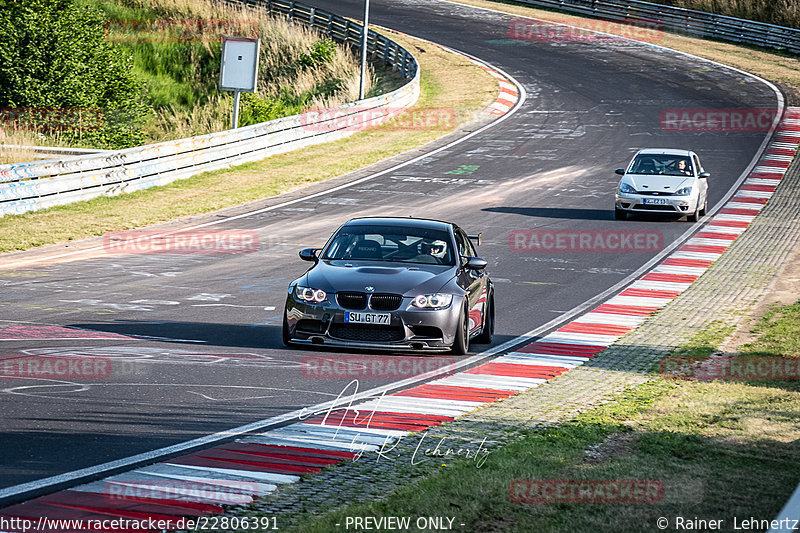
[220,36,260,129]
[359,0,370,100]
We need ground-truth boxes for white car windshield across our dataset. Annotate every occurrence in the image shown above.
[630,155,694,176]
[322,225,455,265]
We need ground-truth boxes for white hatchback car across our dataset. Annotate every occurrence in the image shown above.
[614,149,710,222]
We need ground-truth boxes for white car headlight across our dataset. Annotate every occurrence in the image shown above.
[295,286,327,303]
[619,182,637,194]
[411,293,453,309]
[675,186,693,196]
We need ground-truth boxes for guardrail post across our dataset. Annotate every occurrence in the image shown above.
[289,1,294,21]
[309,7,315,26]
[326,13,333,35]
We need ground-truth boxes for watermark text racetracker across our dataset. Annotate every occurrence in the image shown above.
[302,355,457,379]
[104,479,257,505]
[1,355,111,380]
[0,107,103,131]
[661,356,800,381]
[510,479,664,503]
[661,108,779,132]
[510,229,663,253]
[103,230,259,254]
[508,17,663,43]
[301,106,456,132]
[105,19,258,43]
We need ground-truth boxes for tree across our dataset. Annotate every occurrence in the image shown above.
[0,0,148,148]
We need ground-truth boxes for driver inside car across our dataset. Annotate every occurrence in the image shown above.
[415,239,447,264]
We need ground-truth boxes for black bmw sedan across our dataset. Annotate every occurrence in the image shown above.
[282,217,494,354]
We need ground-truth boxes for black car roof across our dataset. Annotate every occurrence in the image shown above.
[343,217,455,232]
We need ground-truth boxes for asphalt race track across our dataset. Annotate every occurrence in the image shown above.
[0,0,779,497]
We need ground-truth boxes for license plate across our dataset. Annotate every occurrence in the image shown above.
[344,312,390,325]
[643,198,668,205]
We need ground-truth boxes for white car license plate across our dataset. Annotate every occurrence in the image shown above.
[644,198,668,205]
[345,312,390,325]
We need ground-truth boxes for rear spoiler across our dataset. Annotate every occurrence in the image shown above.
[468,233,482,246]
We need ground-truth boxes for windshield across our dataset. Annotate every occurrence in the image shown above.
[630,154,694,176]
[322,224,455,265]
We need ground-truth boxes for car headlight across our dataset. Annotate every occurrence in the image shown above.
[675,186,692,196]
[411,293,453,309]
[619,182,637,194]
[295,286,328,303]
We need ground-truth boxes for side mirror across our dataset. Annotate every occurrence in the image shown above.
[699,171,710,179]
[615,168,626,175]
[299,248,319,262]
[468,233,482,246]
[466,257,487,271]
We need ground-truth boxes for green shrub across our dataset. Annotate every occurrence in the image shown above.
[0,0,147,148]
[298,38,337,68]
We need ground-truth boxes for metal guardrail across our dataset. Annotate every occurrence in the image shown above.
[0,0,419,217]
[511,0,800,54]
[0,145,111,160]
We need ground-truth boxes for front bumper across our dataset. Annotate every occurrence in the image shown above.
[284,294,462,352]
[615,193,698,214]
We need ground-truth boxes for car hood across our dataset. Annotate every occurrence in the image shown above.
[303,260,455,295]
[625,174,693,193]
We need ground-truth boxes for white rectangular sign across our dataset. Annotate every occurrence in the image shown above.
[220,36,260,92]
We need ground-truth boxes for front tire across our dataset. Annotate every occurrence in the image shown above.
[450,305,470,355]
[687,204,700,222]
[282,311,292,347]
[614,208,627,220]
[473,293,494,344]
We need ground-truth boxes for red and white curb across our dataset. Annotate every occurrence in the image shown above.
[482,68,520,116]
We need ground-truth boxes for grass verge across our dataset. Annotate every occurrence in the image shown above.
[0,30,497,253]
[277,307,800,532]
